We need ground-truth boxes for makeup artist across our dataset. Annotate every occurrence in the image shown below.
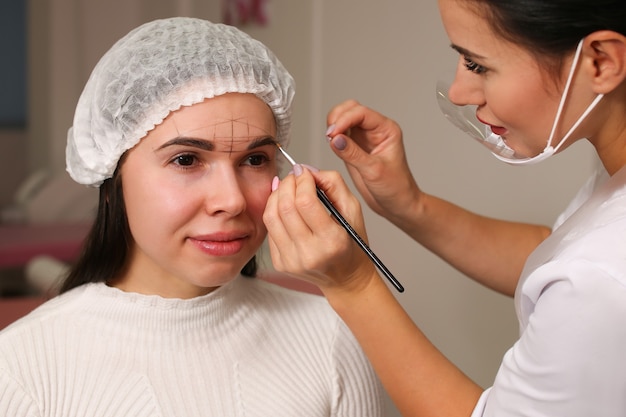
[263,0,626,416]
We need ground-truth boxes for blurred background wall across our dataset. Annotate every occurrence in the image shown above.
[2,1,599,415]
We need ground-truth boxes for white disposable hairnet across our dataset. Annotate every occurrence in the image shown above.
[66,17,295,186]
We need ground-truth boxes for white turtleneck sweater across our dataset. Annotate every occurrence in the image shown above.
[0,277,383,416]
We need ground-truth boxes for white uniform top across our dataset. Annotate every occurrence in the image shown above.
[473,165,626,416]
[0,277,383,417]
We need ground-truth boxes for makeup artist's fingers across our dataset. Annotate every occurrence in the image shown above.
[265,171,332,269]
[264,174,310,253]
[326,100,420,219]
[265,180,333,285]
[279,170,349,263]
[263,177,293,268]
[326,99,402,154]
[264,167,376,289]
[306,170,370,241]
[293,169,378,276]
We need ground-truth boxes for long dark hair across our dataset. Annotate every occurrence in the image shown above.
[59,162,257,294]
[468,0,626,76]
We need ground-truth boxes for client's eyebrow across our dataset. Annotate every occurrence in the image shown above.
[157,136,277,151]
[157,137,214,151]
[248,137,278,150]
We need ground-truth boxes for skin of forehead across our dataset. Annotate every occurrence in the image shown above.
[173,116,277,153]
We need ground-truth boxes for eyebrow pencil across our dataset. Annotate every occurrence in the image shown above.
[276,143,404,293]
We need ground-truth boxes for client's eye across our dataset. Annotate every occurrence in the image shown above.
[172,154,198,167]
[244,154,270,167]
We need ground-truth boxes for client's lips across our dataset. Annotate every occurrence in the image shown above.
[189,232,249,256]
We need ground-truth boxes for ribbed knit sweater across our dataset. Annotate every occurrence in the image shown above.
[0,277,383,416]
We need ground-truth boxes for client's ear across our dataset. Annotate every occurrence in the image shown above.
[583,30,626,94]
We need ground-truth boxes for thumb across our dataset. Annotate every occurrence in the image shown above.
[328,134,372,169]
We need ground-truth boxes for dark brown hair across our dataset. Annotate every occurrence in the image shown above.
[467,0,626,78]
[59,163,257,294]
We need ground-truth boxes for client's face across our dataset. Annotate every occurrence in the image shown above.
[115,93,278,298]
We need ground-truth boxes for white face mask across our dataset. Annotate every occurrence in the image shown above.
[437,39,604,165]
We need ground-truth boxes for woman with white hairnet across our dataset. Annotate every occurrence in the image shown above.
[0,17,382,417]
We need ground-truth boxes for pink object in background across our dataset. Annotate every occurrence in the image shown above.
[259,273,322,296]
[222,0,269,26]
[0,296,47,330]
[0,223,90,268]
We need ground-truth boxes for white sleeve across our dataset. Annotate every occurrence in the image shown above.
[470,388,491,417]
[331,318,384,417]
[480,260,626,417]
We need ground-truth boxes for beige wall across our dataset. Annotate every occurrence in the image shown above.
[0,129,28,206]
[24,1,599,415]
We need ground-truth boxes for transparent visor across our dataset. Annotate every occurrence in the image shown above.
[436,39,603,166]
[436,81,520,161]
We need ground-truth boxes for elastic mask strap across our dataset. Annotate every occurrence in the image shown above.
[547,39,604,154]
[545,40,584,150]
[554,93,603,153]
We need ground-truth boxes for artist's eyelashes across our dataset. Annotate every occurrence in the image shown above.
[464,56,487,74]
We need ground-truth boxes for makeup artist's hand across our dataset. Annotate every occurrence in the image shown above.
[263,165,380,294]
[326,100,422,225]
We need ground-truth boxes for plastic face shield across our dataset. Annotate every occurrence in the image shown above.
[436,81,517,161]
[436,40,603,166]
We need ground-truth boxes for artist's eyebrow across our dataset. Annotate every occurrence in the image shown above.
[156,136,277,151]
[450,44,486,60]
